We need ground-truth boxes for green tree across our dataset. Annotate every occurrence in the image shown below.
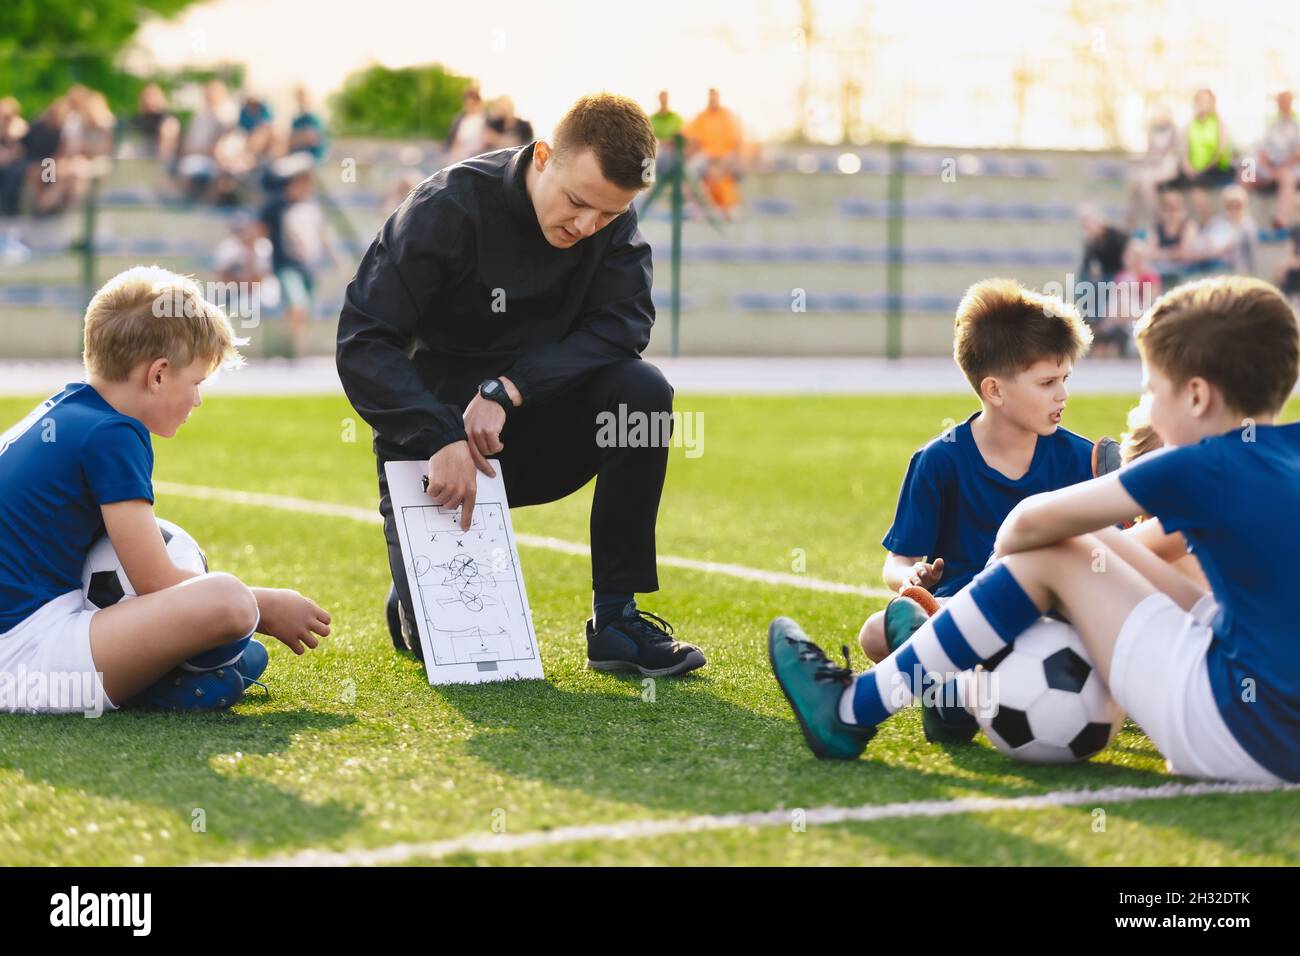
[0,0,207,116]
[329,63,475,139]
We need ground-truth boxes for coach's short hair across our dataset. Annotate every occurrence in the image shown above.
[551,92,657,192]
[1136,275,1299,416]
[953,278,1093,395]
[83,266,242,382]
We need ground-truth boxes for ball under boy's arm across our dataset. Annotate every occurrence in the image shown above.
[101,499,200,595]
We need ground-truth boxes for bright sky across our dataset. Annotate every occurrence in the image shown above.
[132,0,1300,150]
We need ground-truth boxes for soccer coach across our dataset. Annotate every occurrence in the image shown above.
[337,93,705,678]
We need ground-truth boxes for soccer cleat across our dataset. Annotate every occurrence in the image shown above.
[384,585,424,661]
[884,595,979,745]
[586,604,706,677]
[126,665,247,712]
[385,584,406,653]
[768,616,875,759]
[1091,436,1122,478]
[233,638,270,695]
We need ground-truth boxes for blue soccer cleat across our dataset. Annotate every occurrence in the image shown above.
[233,638,269,694]
[127,665,247,712]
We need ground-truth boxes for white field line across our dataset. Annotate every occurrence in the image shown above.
[153,481,896,599]
[216,780,1298,866]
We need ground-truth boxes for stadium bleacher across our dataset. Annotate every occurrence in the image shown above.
[1,142,1291,358]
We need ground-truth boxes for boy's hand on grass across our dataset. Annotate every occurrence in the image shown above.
[253,587,330,655]
[907,558,943,589]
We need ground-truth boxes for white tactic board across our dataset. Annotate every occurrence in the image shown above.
[385,459,543,684]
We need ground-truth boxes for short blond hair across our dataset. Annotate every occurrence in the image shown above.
[83,266,242,382]
[953,278,1093,394]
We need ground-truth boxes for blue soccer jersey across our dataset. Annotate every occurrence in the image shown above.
[882,411,1094,597]
[1119,422,1300,781]
[0,383,154,633]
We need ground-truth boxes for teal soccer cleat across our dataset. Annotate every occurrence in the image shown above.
[768,616,875,759]
[884,595,979,744]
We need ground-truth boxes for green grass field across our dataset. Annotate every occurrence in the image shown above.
[1,391,1297,866]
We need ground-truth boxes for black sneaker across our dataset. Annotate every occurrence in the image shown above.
[586,604,706,677]
[385,585,424,661]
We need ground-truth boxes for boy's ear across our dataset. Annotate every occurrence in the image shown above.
[1185,375,1216,418]
[145,357,169,392]
[980,375,1003,406]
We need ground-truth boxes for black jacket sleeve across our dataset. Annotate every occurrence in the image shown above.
[336,187,471,458]
[503,211,655,406]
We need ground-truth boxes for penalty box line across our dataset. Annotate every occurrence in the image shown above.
[153,481,896,599]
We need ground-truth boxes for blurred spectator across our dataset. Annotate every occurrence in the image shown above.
[1201,184,1258,274]
[0,97,28,217]
[23,96,78,216]
[650,89,684,182]
[1079,206,1128,283]
[74,90,116,161]
[126,84,180,164]
[1150,189,1200,286]
[1125,104,1181,230]
[1277,226,1300,309]
[483,97,533,149]
[260,155,344,356]
[1177,88,1236,224]
[177,79,243,201]
[288,86,328,162]
[1252,90,1300,230]
[445,88,487,163]
[238,94,275,163]
[684,87,745,218]
[1096,240,1161,357]
[214,209,280,314]
[651,90,684,144]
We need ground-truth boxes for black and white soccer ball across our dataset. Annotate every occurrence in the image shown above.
[81,518,208,609]
[959,617,1125,763]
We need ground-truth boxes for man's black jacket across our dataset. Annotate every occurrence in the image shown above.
[336,142,656,459]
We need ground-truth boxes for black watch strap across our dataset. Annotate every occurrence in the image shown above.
[478,378,513,415]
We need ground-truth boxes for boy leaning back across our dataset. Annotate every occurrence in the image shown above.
[0,266,330,714]
[771,275,1300,784]
[859,278,1098,739]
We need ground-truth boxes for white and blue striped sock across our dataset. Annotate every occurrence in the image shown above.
[846,562,1042,727]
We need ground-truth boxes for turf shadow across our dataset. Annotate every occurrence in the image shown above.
[433,675,1169,823]
[0,707,360,861]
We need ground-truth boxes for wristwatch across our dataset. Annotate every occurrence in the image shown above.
[478,377,514,416]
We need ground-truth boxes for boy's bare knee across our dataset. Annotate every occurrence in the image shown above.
[201,572,259,637]
[859,611,888,662]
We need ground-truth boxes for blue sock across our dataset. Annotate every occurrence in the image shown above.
[850,562,1042,727]
[593,591,635,630]
[181,623,256,673]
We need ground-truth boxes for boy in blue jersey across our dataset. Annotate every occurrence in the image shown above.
[861,279,1096,662]
[771,276,1299,783]
[857,279,1096,742]
[0,266,330,714]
